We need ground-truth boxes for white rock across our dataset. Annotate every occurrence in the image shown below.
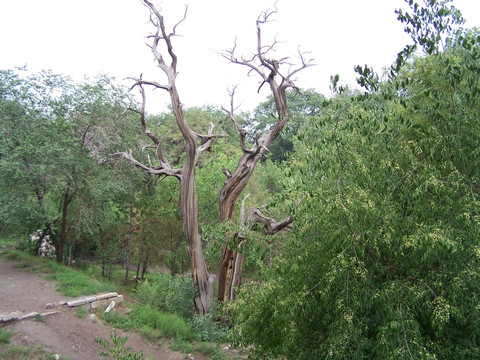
[103,301,115,314]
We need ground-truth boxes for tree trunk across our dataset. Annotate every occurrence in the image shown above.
[135,250,142,289]
[217,80,291,301]
[141,254,149,280]
[56,190,73,263]
[171,88,216,315]
[124,203,133,285]
[102,260,106,277]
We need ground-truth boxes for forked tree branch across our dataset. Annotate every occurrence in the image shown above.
[236,194,293,239]
[120,75,179,177]
[221,86,255,154]
[221,6,313,97]
[245,206,293,236]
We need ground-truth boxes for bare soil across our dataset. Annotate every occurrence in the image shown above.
[0,257,208,360]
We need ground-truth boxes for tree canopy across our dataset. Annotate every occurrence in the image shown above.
[230,1,480,358]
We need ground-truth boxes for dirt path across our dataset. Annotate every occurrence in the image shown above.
[0,257,192,360]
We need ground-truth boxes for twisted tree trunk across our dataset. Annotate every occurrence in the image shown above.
[118,1,220,314]
[217,7,310,301]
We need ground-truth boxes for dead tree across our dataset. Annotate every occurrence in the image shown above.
[119,1,311,311]
[117,0,222,314]
[217,7,312,301]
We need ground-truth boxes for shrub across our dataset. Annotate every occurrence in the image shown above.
[96,331,145,360]
[135,273,195,319]
[187,302,229,342]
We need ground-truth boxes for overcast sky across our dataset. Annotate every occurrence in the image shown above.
[1,0,479,114]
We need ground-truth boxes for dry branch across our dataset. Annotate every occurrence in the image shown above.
[217,5,312,302]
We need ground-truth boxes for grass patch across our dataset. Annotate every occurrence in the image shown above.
[0,235,17,248]
[1,249,42,264]
[75,308,89,318]
[8,345,30,356]
[0,329,11,344]
[102,312,134,331]
[34,314,45,322]
[132,306,193,341]
[1,249,118,298]
[46,267,118,297]
[139,325,160,341]
[102,305,194,344]
[0,327,68,359]
[169,337,192,354]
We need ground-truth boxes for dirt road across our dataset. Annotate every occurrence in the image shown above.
[0,257,189,360]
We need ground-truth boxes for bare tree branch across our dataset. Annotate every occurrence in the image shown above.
[196,122,226,154]
[244,206,293,236]
[221,86,255,154]
[218,4,312,302]
[113,149,182,179]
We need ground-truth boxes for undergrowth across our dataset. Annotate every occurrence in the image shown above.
[0,249,118,297]
[103,306,193,340]
[1,243,232,359]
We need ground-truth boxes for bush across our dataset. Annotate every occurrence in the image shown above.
[96,331,145,360]
[135,273,195,319]
[188,302,229,342]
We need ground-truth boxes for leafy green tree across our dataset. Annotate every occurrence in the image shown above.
[0,69,136,262]
[231,1,480,358]
[251,89,326,162]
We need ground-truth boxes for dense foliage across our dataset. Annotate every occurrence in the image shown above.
[230,1,480,358]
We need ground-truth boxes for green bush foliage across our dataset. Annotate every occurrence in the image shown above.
[231,3,480,359]
[96,331,145,360]
[135,273,230,342]
[135,273,195,319]
[187,302,230,342]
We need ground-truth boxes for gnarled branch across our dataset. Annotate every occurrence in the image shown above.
[244,206,293,236]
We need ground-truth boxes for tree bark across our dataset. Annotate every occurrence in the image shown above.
[141,253,150,280]
[171,85,216,314]
[135,249,142,289]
